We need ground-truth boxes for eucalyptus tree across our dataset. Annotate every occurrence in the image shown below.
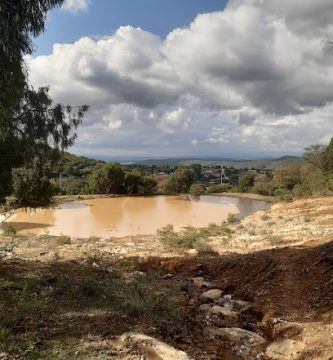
[0,0,89,203]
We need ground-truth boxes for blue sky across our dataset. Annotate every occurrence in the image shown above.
[27,0,333,160]
[36,0,227,55]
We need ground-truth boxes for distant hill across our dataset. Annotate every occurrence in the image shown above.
[55,152,105,177]
[136,156,302,169]
[55,152,302,174]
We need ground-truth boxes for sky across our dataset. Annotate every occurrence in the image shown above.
[26,0,333,160]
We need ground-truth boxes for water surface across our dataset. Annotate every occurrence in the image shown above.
[5,195,269,238]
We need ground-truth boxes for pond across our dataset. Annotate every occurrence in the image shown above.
[3,195,269,238]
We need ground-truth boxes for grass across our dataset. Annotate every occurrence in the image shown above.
[0,259,184,359]
[157,223,231,250]
[1,223,16,237]
[227,212,236,223]
[56,235,71,245]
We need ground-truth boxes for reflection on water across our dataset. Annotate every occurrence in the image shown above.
[5,195,269,238]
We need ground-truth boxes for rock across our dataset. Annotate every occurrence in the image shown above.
[187,249,198,256]
[191,277,211,288]
[204,327,267,348]
[233,300,252,311]
[191,277,204,287]
[265,339,305,359]
[162,273,173,280]
[199,304,212,312]
[209,305,238,318]
[272,319,303,339]
[201,289,223,301]
[121,333,190,360]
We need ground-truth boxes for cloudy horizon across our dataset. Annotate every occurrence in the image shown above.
[25,0,333,161]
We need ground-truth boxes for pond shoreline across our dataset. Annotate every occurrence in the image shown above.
[2,195,269,238]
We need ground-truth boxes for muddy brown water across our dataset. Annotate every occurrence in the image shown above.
[4,195,269,238]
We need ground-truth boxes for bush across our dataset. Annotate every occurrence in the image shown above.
[327,178,333,191]
[139,176,157,195]
[163,167,193,194]
[252,182,274,196]
[227,213,236,223]
[12,168,54,205]
[206,183,231,193]
[189,183,205,196]
[87,163,124,194]
[238,173,255,193]
[1,223,16,236]
[56,236,71,245]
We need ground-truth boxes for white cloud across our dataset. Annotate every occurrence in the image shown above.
[158,108,190,133]
[63,0,90,14]
[26,0,333,158]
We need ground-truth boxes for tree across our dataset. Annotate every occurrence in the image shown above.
[0,86,88,202]
[0,1,88,203]
[140,176,157,195]
[124,169,142,194]
[189,183,205,196]
[12,167,55,205]
[273,165,301,191]
[0,0,64,130]
[163,167,194,194]
[88,163,124,194]
[303,144,328,172]
[238,172,255,193]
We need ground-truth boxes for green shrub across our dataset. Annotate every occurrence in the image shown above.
[327,178,333,191]
[227,213,236,223]
[238,173,255,193]
[1,223,17,236]
[0,327,10,344]
[56,236,71,245]
[12,168,54,205]
[189,183,205,196]
[206,183,231,193]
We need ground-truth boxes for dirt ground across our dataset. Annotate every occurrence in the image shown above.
[0,196,332,359]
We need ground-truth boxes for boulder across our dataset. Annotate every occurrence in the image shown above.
[201,289,223,301]
[209,305,238,318]
[204,327,267,347]
[272,319,303,339]
[121,333,190,360]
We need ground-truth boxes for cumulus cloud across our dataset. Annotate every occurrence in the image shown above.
[26,0,333,158]
[158,108,190,133]
[63,0,90,14]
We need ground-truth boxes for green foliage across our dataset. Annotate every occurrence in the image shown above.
[251,182,274,196]
[189,183,205,196]
[206,183,231,193]
[1,223,16,237]
[0,0,65,135]
[59,177,86,195]
[273,165,301,191]
[88,163,124,194]
[140,175,157,195]
[157,223,231,250]
[0,327,10,345]
[124,169,142,194]
[0,2,88,204]
[327,178,333,191]
[238,172,255,192]
[227,213,236,223]
[11,167,55,205]
[56,236,71,246]
[163,167,193,194]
